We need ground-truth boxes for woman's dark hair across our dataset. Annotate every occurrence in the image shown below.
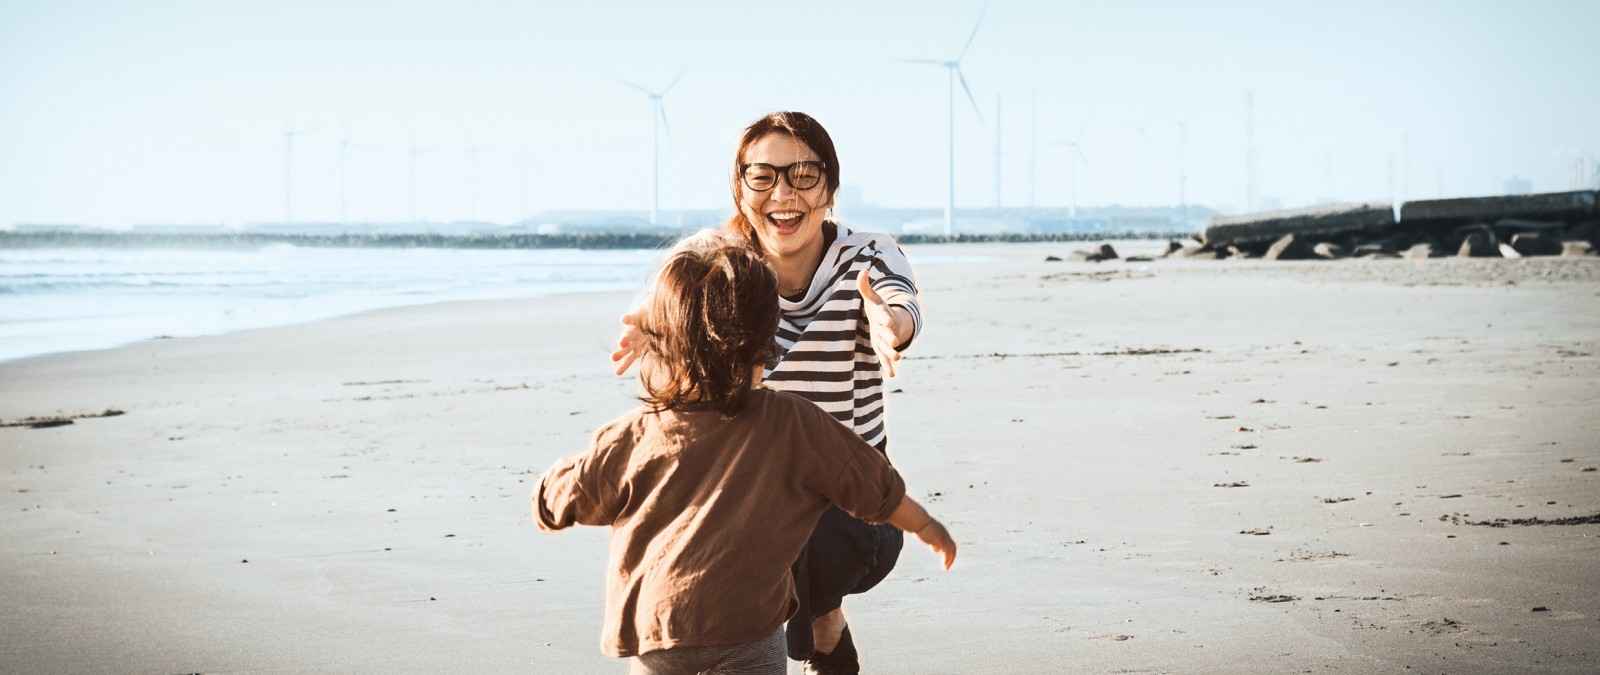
[637,235,780,416]
[724,111,841,247]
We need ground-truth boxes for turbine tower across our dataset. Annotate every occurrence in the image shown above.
[621,70,684,226]
[1177,120,1188,226]
[337,126,352,225]
[516,146,535,225]
[903,1,988,236]
[462,127,493,222]
[1029,90,1038,211]
[993,93,1002,209]
[1052,140,1088,220]
[282,124,312,224]
[407,131,437,226]
[336,125,375,226]
[1244,89,1257,212]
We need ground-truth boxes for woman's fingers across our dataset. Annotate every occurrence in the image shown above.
[871,327,899,378]
[856,268,882,305]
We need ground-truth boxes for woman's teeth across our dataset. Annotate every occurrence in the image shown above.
[768,211,804,228]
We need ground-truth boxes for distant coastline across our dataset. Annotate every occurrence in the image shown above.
[0,229,1193,250]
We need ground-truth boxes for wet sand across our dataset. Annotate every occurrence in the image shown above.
[2,244,1597,673]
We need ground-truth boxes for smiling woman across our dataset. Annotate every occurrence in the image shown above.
[612,111,928,674]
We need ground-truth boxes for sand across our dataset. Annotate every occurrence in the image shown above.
[2,244,1597,674]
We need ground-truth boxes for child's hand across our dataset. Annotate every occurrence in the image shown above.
[610,310,645,376]
[914,518,957,570]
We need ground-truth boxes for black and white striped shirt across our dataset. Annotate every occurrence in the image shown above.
[763,223,923,449]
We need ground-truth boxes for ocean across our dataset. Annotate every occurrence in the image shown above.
[0,245,663,363]
[0,244,992,363]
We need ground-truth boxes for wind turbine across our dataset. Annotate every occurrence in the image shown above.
[1177,121,1188,226]
[1052,114,1091,220]
[1052,140,1088,220]
[516,146,535,225]
[336,124,377,226]
[462,127,493,223]
[993,93,1002,210]
[621,70,684,226]
[282,124,313,224]
[903,2,988,236]
[407,131,437,226]
[1029,90,1038,211]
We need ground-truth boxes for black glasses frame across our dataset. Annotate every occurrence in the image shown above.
[739,161,828,192]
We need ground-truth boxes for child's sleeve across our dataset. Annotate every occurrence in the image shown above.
[794,401,907,524]
[533,419,634,531]
[864,238,923,350]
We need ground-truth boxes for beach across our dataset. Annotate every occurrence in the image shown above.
[2,243,1597,674]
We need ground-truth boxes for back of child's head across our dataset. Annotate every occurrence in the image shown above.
[638,235,778,416]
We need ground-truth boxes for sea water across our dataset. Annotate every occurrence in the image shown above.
[0,245,662,362]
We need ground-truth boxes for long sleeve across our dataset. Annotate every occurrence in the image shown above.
[533,418,635,531]
[790,395,907,524]
[864,238,923,350]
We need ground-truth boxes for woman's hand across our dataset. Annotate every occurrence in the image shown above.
[857,269,912,378]
[609,308,645,376]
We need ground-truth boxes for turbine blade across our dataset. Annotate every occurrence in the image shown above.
[662,69,685,96]
[959,0,990,61]
[658,102,671,136]
[958,69,985,126]
[899,58,944,65]
[619,79,652,95]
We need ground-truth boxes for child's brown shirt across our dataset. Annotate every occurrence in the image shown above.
[534,387,907,657]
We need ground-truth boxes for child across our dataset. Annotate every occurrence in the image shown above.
[533,236,956,675]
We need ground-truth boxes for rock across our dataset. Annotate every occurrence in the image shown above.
[1312,242,1347,259]
[1403,242,1435,260]
[1264,234,1312,261]
[1205,202,1396,246]
[1498,243,1522,259]
[1509,232,1563,256]
[1124,255,1154,262]
[1457,226,1500,257]
[1163,240,1184,257]
[1069,250,1095,262]
[1177,242,1214,258]
[1044,255,1063,262]
[1562,240,1595,257]
[1224,244,1249,259]
[1097,243,1120,260]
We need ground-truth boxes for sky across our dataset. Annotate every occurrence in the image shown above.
[2,0,1597,228]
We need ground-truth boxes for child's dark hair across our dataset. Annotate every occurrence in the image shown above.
[637,235,779,416]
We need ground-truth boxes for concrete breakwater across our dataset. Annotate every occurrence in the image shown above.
[1190,190,1598,260]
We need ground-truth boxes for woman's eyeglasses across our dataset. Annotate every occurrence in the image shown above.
[740,161,827,192]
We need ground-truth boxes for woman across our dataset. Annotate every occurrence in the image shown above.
[612,111,924,675]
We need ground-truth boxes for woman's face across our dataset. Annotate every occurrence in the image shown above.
[738,133,832,261]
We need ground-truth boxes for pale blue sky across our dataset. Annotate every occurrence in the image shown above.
[2,0,1596,227]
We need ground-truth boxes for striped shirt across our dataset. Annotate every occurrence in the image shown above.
[762,222,923,449]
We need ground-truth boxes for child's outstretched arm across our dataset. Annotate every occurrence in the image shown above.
[886,494,957,570]
[532,420,633,531]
